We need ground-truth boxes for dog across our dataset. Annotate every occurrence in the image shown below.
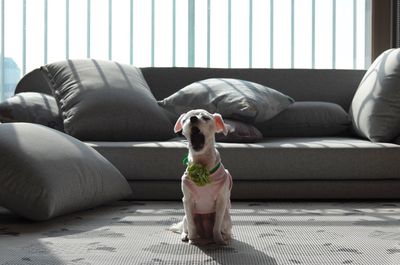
[170,109,233,246]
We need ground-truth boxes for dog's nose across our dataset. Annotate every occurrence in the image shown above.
[190,116,198,123]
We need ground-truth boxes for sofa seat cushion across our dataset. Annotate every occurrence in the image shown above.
[87,137,400,181]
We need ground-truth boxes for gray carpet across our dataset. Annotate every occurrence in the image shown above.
[0,201,400,265]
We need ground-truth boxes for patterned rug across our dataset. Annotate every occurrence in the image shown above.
[0,201,399,265]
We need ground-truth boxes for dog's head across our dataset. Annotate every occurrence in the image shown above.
[174,109,228,153]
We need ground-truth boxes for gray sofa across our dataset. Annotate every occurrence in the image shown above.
[14,67,400,200]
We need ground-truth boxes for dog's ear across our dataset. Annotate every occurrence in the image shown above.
[174,113,185,133]
[213,113,228,135]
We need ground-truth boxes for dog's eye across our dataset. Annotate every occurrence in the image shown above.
[202,116,211,121]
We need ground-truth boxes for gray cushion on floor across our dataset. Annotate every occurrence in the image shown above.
[86,137,400,182]
[0,123,132,221]
[42,59,174,141]
[350,48,400,142]
[256,101,350,137]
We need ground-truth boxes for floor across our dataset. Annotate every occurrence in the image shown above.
[0,201,400,265]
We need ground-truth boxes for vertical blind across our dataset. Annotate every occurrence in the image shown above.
[1,0,371,101]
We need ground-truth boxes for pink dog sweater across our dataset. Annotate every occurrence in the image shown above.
[182,163,233,214]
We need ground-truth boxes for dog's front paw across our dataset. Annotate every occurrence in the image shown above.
[181,232,189,242]
[222,232,232,242]
[213,231,229,246]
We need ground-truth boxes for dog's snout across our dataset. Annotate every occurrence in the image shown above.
[190,116,198,123]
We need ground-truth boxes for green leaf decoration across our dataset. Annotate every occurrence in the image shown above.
[187,163,211,186]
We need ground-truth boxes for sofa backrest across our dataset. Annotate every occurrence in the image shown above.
[15,66,366,111]
[142,68,366,111]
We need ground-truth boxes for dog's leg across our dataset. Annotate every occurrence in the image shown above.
[221,207,232,241]
[213,187,229,245]
[182,195,198,244]
[180,216,189,242]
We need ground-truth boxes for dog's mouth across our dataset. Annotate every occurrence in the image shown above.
[190,126,205,151]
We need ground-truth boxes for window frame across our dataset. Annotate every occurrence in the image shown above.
[371,0,393,61]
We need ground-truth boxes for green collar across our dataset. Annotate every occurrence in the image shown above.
[209,161,221,175]
[182,154,221,174]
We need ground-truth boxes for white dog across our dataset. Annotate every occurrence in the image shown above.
[170,109,233,245]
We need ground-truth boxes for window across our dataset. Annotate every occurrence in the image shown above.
[1,0,372,101]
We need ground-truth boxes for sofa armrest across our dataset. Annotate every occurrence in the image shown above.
[14,68,53,96]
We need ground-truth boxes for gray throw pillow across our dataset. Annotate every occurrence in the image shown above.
[42,59,174,141]
[350,48,400,142]
[215,119,263,143]
[0,123,132,221]
[0,92,63,131]
[256,102,350,137]
[158,78,294,123]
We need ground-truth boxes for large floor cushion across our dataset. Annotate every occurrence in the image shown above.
[86,137,400,182]
[0,123,132,221]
